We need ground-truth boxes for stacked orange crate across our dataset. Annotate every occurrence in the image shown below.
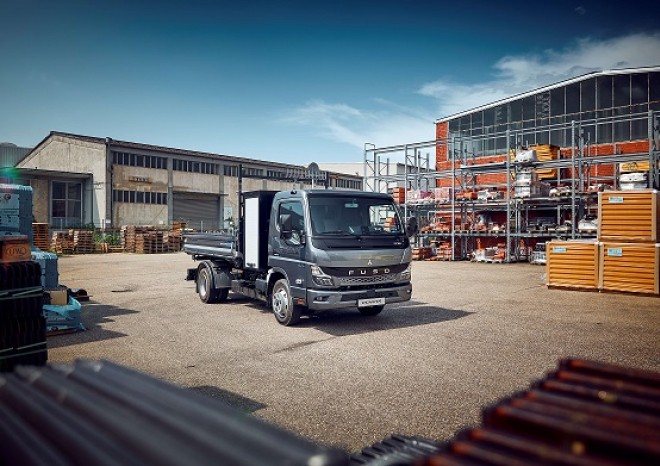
[530,144,559,180]
[598,190,660,295]
[546,241,599,290]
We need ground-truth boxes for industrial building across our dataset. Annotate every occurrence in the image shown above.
[2,132,362,230]
[319,161,432,192]
[364,66,660,266]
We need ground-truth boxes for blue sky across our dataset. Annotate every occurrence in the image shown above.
[1,0,660,165]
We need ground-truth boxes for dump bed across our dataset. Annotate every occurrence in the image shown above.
[182,232,237,260]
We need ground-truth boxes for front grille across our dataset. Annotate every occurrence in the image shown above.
[337,274,397,286]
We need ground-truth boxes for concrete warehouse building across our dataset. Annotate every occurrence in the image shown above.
[319,161,433,193]
[5,132,363,230]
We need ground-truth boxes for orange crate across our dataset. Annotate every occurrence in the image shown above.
[0,235,31,263]
[546,240,599,290]
[599,242,659,295]
[598,190,660,242]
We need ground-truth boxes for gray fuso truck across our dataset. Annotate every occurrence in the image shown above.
[184,189,418,325]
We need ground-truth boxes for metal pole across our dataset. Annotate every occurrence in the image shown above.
[404,145,409,221]
[505,129,511,263]
[649,110,659,189]
[363,143,375,192]
[450,136,456,261]
[571,121,576,239]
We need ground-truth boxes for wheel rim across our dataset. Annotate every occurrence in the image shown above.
[199,270,208,298]
[272,286,288,320]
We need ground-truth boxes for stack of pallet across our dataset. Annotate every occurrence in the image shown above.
[121,225,152,253]
[50,231,74,254]
[31,223,49,250]
[73,230,95,254]
[136,231,166,254]
[165,230,183,252]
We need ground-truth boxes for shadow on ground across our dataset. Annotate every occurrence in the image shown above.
[188,386,267,414]
[47,300,139,349]
[237,296,473,336]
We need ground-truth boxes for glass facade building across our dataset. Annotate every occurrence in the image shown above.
[438,67,660,159]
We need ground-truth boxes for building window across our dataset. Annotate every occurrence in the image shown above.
[242,167,264,178]
[51,181,82,227]
[112,151,167,169]
[334,178,362,190]
[223,165,239,176]
[267,170,287,179]
[112,190,167,205]
[173,158,218,174]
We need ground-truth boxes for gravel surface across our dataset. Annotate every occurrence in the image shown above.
[48,252,660,453]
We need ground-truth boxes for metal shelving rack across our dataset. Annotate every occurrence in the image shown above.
[364,110,660,262]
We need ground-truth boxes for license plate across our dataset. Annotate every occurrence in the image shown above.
[358,297,385,307]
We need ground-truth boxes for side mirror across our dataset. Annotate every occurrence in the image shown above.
[280,213,293,238]
[405,217,418,238]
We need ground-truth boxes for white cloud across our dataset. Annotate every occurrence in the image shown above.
[281,99,434,151]
[283,33,660,151]
[421,32,660,119]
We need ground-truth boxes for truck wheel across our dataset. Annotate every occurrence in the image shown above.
[271,279,301,326]
[198,267,221,303]
[358,305,384,316]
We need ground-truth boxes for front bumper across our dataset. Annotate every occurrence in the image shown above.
[306,282,412,311]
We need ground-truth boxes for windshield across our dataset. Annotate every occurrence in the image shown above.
[308,195,403,236]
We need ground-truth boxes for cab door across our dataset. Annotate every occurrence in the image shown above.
[271,199,307,297]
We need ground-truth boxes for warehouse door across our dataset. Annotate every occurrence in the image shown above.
[172,193,220,231]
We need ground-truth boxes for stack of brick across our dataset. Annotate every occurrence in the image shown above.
[411,247,433,261]
[391,187,406,204]
[432,242,453,261]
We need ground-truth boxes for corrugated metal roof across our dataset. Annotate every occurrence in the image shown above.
[0,144,31,167]
[435,66,660,124]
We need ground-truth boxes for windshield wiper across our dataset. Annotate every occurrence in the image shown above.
[320,230,351,236]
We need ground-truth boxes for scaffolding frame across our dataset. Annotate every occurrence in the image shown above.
[364,110,660,262]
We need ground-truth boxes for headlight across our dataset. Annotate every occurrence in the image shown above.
[311,265,334,287]
[398,264,411,281]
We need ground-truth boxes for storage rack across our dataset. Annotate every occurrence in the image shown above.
[364,110,660,262]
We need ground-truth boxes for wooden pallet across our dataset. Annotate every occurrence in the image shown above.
[32,223,50,250]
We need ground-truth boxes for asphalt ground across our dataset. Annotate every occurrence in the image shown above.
[48,252,660,453]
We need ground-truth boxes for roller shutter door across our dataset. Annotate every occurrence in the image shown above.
[172,193,220,231]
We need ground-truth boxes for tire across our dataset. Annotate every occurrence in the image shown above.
[358,304,384,316]
[198,266,225,304]
[271,279,301,326]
